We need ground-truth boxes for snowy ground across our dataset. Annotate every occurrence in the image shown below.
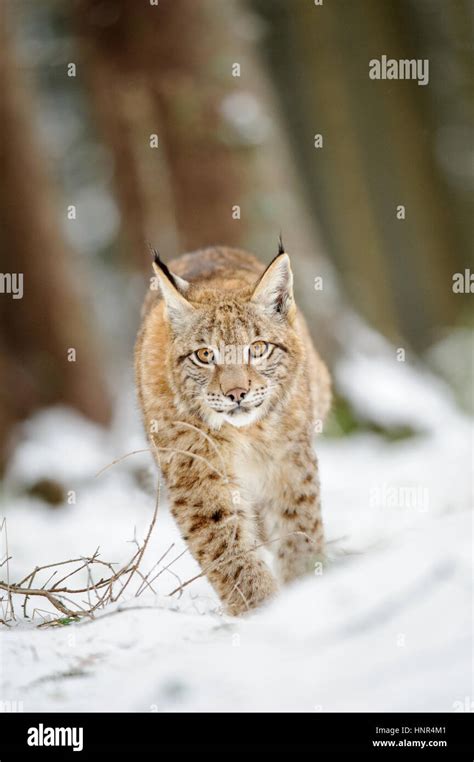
[0,353,472,712]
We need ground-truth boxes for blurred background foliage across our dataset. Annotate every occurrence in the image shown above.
[0,0,472,471]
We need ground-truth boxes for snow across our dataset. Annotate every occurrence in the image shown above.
[0,357,472,712]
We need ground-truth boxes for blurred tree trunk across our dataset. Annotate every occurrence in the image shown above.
[0,7,111,469]
[76,0,350,361]
[255,0,464,351]
[73,31,179,271]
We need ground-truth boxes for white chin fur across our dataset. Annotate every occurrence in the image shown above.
[204,406,265,430]
[222,407,263,428]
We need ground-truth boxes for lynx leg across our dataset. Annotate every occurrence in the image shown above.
[163,446,278,616]
[273,450,325,584]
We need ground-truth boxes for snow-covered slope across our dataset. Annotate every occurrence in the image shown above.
[1,359,472,712]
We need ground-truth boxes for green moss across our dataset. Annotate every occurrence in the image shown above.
[325,394,418,441]
[55,616,80,626]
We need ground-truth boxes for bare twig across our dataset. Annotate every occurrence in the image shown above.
[1,433,313,628]
[167,531,311,598]
[172,421,229,482]
[95,448,152,478]
[0,519,15,621]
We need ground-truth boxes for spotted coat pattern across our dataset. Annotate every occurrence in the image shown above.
[135,246,331,615]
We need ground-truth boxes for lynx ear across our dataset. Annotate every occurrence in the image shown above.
[251,250,295,319]
[151,250,194,329]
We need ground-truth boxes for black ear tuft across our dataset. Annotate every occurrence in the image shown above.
[278,233,285,256]
[262,234,286,272]
[149,244,179,289]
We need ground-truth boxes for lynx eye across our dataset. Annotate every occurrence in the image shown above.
[195,347,215,365]
[250,340,268,358]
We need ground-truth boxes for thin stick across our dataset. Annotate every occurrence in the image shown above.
[172,421,229,482]
[135,543,175,597]
[167,531,310,598]
[95,448,152,478]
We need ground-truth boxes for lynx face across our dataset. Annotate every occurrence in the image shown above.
[152,252,304,429]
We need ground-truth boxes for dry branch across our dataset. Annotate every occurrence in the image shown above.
[0,463,161,626]
[1,442,316,627]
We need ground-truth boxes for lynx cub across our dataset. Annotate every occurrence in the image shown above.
[135,243,331,615]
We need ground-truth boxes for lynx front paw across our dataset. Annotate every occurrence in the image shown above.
[221,560,278,616]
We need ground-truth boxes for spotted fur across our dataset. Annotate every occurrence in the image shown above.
[135,245,331,615]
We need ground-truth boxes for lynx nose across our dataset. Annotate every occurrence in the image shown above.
[226,387,248,403]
